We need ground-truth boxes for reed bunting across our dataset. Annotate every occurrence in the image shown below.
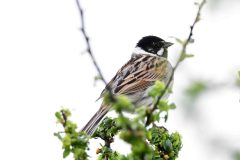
[82,35,173,135]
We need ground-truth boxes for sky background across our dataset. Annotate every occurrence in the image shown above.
[0,0,240,159]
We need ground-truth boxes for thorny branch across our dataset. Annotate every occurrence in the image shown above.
[75,0,115,102]
[145,0,206,126]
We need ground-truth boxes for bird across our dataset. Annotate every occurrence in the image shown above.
[81,35,173,135]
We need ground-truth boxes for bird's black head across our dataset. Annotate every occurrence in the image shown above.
[136,35,173,56]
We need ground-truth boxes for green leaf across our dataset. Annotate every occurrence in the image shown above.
[189,38,195,43]
[54,132,63,140]
[148,126,182,159]
[93,117,121,141]
[185,53,194,58]
[180,52,194,61]
[117,95,132,108]
[63,147,71,158]
[55,112,62,121]
[169,103,176,109]
[103,92,112,105]
[148,81,165,97]
[63,134,71,148]
[94,75,102,81]
[194,2,200,6]
[164,139,173,152]
[158,100,169,111]
[196,16,201,22]
[62,109,71,117]
[55,109,89,159]
[151,111,160,122]
[113,95,133,112]
[175,38,185,45]
[170,36,185,45]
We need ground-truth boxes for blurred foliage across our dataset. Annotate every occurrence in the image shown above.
[234,151,240,160]
[183,70,240,110]
[180,71,240,158]
[181,80,208,114]
[185,81,207,99]
[208,0,240,10]
[236,71,240,87]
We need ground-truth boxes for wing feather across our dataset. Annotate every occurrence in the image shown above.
[117,61,167,94]
[98,54,171,99]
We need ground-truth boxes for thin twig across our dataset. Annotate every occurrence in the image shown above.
[145,0,206,126]
[60,110,67,127]
[75,1,114,158]
[75,0,115,101]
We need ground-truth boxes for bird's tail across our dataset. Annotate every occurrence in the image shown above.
[81,105,109,135]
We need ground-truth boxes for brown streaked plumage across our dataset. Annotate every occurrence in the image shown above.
[81,36,173,135]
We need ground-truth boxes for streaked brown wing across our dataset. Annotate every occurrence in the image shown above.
[98,54,169,99]
[116,58,168,94]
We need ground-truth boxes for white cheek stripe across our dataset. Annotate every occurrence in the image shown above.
[157,48,164,56]
[133,47,157,56]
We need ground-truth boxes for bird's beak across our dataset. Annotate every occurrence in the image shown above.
[163,41,174,48]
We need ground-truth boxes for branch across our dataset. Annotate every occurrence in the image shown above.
[105,155,108,160]
[60,109,67,127]
[75,0,115,101]
[104,140,110,160]
[145,0,206,126]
